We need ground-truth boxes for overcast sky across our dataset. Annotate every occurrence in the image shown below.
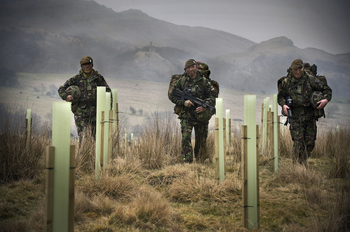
[94,0,350,55]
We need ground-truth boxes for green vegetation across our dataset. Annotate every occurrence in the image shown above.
[0,105,349,232]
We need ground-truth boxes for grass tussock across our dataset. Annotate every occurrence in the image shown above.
[310,183,350,232]
[1,105,350,231]
[77,174,138,201]
[274,162,322,186]
[166,169,241,203]
[75,130,96,176]
[326,128,350,178]
[129,113,182,169]
[146,164,190,187]
[0,105,49,183]
[109,189,179,231]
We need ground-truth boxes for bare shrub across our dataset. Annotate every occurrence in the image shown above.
[279,128,293,158]
[310,185,350,232]
[74,127,96,176]
[327,127,350,178]
[107,156,143,177]
[0,106,49,183]
[132,113,181,169]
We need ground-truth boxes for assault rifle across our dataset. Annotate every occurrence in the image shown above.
[172,88,216,114]
[284,95,293,129]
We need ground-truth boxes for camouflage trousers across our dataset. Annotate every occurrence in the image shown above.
[180,119,209,163]
[74,115,96,142]
[290,116,317,165]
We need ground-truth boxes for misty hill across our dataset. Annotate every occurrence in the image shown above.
[212,37,350,98]
[0,0,254,74]
[0,0,349,98]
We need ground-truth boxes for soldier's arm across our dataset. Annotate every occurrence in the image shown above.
[313,77,332,102]
[315,78,332,109]
[321,83,332,102]
[58,75,78,101]
[170,80,185,106]
[204,81,216,107]
[277,79,288,107]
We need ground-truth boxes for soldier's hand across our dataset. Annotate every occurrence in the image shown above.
[196,106,206,114]
[184,100,194,107]
[283,105,289,115]
[66,95,74,102]
[317,99,329,109]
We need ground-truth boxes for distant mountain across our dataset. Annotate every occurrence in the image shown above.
[0,0,254,74]
[0,0,349,98]
[213,37,350,98]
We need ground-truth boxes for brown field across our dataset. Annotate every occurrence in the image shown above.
[0,73,350,231]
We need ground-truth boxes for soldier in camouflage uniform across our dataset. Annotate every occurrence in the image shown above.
[170,59,216,163]
[278,59,332,166]
[58,56,112,141]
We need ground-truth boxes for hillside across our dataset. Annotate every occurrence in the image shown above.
[0,0,254,74]
[214,37,350,98]
[0,0,349,99]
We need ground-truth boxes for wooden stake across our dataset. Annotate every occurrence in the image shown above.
[69,145,75,232]
[241,125,248,228]
[100,111,105,168]
[269,111,274,170]
[223,118,226,174]
[115,103,119,153]
[266,109,272,157]
[109,109,113,162]
[214,118,219,179]
[45,146,55,232]
[256,125,260,228]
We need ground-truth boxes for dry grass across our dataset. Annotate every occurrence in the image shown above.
[0,106,349,231]
[0,105,49,183]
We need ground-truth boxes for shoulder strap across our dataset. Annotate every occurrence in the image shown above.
[180,75,187,89]
[306,72,317,90]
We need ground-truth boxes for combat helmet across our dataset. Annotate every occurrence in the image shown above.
[310,91,326,118]
[310,91,325,109]
[65,85,81,103]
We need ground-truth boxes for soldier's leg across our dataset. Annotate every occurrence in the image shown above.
[305,119,317,158]
[74,115,90,142]
[194,123,209,163]
[290,119,306,164]
[87,118,96,140]
[181,119,194,163]
[74,115,82,141]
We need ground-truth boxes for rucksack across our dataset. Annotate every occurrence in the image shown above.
[308,73,327,119]
[168,74,183,101]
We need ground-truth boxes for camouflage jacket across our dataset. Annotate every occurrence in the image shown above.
[58,69,111,117]
[278,71,332,116]
[170,71,215,121]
